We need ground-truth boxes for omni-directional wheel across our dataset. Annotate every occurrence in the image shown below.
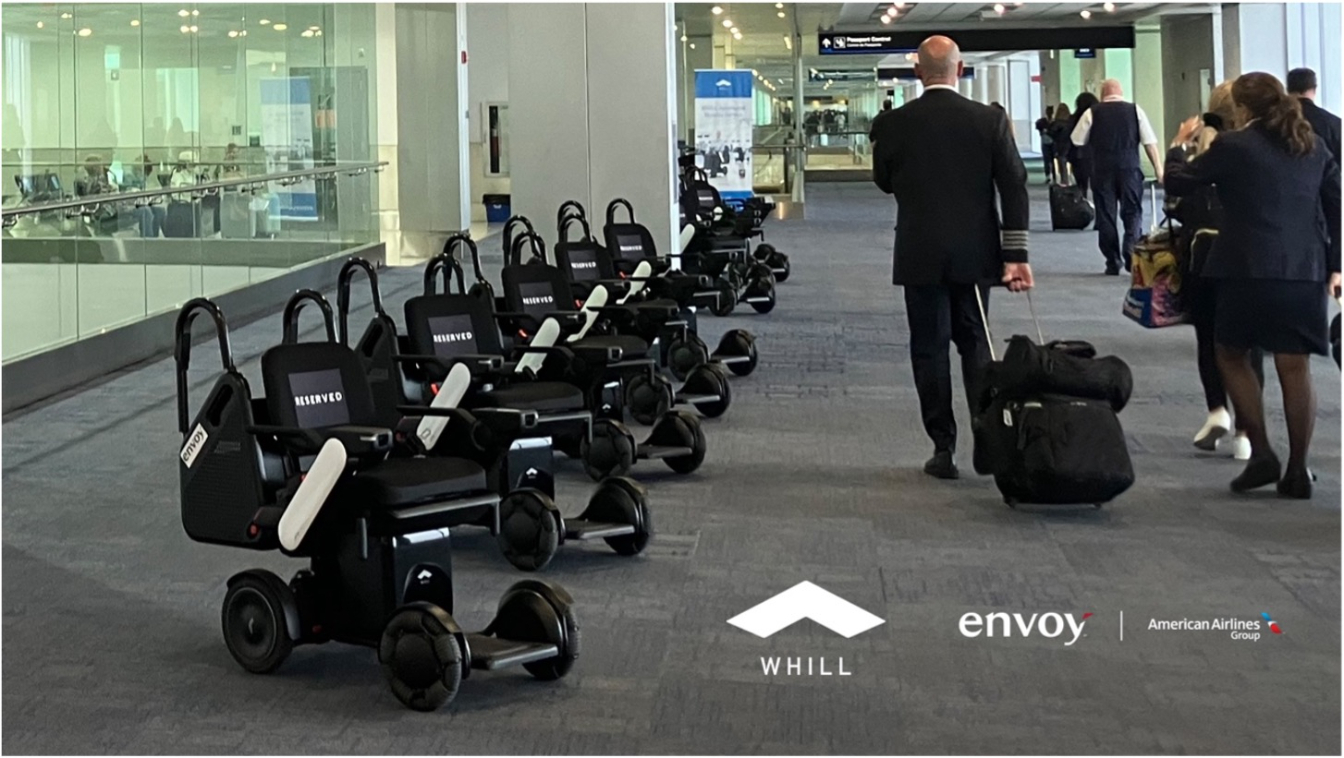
[221,570,296,674]
[625,372,673,426]
[742,268,777,314]
[716,329,758,377]
[379,602,464,711]
[666,332,710,382]
[752,242,776,263]
[582,477,653,556]
[683,363,732,418]
[709,278,737,317]
[767,250,791,282]
[497,489,562,572]
[650,410,708,474]
[581,419,637,481]
[491,581,581,681]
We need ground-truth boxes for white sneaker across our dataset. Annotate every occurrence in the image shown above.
[1193,408,1232,451]
[1228,433,1252,461]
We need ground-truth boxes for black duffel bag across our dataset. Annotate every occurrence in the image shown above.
[977,335,1133,413]
[970,290,1135,507]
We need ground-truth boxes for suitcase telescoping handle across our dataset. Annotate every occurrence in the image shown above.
[974,285,1044,362]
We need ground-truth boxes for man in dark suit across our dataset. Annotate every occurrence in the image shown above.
[872,35,1034,480]
[1287,68,1341,164]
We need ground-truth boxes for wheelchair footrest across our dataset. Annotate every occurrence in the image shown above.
[675,392,720,405]
[565,519,636,541]
[741,295,772,304]
[466,634,560,671]
[638,444,694,460]
[713,354,751,364]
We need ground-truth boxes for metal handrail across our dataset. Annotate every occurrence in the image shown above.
[1,161,387,222]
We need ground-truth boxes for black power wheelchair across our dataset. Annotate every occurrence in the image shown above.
[553,207,760,381]
[411,240,709,479]
[174,298,580,711]
[500,228,734,424]
[334,255,655,559]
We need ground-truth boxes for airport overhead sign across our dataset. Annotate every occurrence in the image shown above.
[818,32,914,55]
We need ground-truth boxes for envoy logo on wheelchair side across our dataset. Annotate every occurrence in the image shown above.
[728,582,884,677]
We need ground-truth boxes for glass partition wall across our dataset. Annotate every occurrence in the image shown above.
[1,3,381,363]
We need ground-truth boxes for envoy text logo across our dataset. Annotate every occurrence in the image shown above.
[959,611,1093,646]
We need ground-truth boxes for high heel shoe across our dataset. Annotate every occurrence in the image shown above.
[1230,453,1281,493]
[1194,409,1232,451]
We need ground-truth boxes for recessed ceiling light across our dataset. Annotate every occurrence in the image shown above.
[228,30,238,37]
[309,25,320,30]
[77,27,92,36]
[731,27,739,34]
[722,18,732,27]
[36,21,44,28]
[775,1,784,7]
[881,14,891,23]
[259,18,270,25]
[994,3,1005,14]
[180,24,189,33]
[60,12,72,19]
[272,22,288,30]
[1080,9,1092,18]
[130,19,140,26]
[1103,1,1116,10]
[301,29,314,37]
[711,5,723,14]
[893,1,906,8]
[189,24,198,32]
[178,9,189,17]
[733,32,742,39]
[681,34,688,42]
[191,9,199,16]
[777,11,785,17]
[689,42,696,49]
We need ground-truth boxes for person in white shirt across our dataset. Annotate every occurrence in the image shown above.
[1071,79,1164,275]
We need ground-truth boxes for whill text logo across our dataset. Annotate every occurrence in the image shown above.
[433,330,473,345]
[728,581,884,679]
[295,391,344,407]
[959,611,1093,646]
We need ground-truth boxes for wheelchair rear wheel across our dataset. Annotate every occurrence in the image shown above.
[221,571,295,674]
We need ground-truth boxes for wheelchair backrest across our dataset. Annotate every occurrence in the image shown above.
[261,341,380,430]
[554,215,615,284]
[403,292,506,373]
[501,263,576,322]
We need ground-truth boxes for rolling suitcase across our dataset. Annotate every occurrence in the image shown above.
[971,289,1135,508]
[1049,182,1094,230]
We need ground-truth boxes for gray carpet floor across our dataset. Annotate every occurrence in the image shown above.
[3,182,1339,754]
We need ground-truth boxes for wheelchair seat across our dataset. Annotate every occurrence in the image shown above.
[469,381,585,413]
[337,456,487,508]
[570,333,650,359]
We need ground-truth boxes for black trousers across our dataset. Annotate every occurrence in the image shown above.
[1093,165,1145,270]
[1041,142,1056,181]
[904,283,992,453]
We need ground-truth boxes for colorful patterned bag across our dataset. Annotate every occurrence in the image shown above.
[1123,230,1188,328]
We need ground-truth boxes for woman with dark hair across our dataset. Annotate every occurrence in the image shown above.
[1069,92,1099,194]
[1164,72,1341,499]
[1048,103,1073,181]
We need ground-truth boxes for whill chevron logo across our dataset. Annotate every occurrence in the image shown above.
[728,582,884,678]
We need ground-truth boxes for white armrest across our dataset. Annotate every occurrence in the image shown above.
[568,285,609,342]
[617,262,655,304]
[679,223,695,253]
[415,362,472,451]
[516,317,562,375]
[278,438,347,551]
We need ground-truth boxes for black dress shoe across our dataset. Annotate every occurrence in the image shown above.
[1277,467,1313,499]
[1230,454,1282,493]
[1104,266,1121,276]
[923,450,960,480]
[1123,257,1132,273]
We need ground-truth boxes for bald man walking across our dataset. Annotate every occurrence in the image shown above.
[872,36,1033,480]
[1071,79,1164,275]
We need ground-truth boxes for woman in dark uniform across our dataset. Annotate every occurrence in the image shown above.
[1164,72,1342,499]
[1069,92,1099,195]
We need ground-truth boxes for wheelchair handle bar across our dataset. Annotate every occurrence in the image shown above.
[606,198,635,226]
[424,250,468,296]
[174,298,236,434]
[508,229,547,267]
[336,257,384,346]
[502,215,536,260]
[559,213,591,245]
[557,200,587,230]
[283,289,337,345]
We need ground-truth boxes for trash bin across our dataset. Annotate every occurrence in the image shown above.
[483,193,511,223]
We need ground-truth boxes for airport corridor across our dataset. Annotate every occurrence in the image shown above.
[2,182,1339,754]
